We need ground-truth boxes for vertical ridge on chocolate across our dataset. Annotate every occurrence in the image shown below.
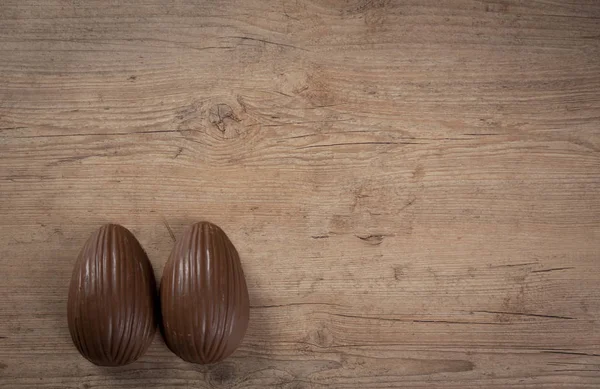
[67,224,157,366]
[160,221,250,364]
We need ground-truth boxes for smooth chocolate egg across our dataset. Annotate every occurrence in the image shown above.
[160,221,250,364]
[67,224,157,366]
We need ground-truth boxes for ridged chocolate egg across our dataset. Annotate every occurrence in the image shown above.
[67,224,157,366]
[160,221,250,364]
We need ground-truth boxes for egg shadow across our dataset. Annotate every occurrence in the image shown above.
[211,283,278,386]
[92,332,211,387]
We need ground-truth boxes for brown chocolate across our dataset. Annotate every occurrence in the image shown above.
[160,222,250,364]
[67,224,157,366]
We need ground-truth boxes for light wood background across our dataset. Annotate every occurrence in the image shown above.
[1,1,599,388]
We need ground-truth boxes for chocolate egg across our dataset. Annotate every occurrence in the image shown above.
[160,222,250,364]
[67,224,157,366]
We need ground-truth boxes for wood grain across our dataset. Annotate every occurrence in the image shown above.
[1,0,599,387]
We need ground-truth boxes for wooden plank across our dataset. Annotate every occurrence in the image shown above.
[1,0,599,387]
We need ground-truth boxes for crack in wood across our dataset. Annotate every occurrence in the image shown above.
[543,351,600,357]
[490,262,538,268]
[355,234,385,245]
[225,35,309,51]
[162,218,176,242]
[329,313,506,325]
[531,267,574,273]
[297,141,420,149]
[12,129,182,139]
[476,311,574,320]
[251,302,344,309]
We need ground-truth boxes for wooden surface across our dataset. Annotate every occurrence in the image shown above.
[1,1,599,388]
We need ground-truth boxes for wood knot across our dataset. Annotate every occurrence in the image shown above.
[307,326,334,347]
[208,103,245,139]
